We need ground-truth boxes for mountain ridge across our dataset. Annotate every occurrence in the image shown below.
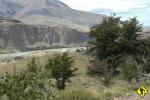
[0,17,89,49]
[0,0,105,31]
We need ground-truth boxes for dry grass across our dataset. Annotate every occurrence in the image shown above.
[0,60,27,75]
[0,52,87,75]
[58,88,101,100]
[0,52,145,100]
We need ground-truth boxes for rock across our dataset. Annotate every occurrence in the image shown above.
[0,18,89,49]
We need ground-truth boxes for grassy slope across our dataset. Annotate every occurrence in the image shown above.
[19,15,90,32]
[0,52,149,99]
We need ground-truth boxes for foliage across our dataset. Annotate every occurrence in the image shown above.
[87,15,123,86]
[0,72,57,100]
[0,59,57,100]
[118,17,147,82]
[45,52,77,89]
[88,15,122,59]
[122,57,137,82]
[87,14,150,84]
[120,18,150,82]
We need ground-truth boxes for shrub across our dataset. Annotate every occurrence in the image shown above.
[45,52,77,89]
[0,73,47,99]
[0,59,56,100]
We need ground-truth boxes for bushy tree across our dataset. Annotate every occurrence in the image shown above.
[120,17,142,56]
[121,17,150,82]
[45,52,77,89]
[87,15,150,84]
[87,15,123,86]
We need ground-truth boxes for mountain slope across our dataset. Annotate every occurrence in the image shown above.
[0,0,105,31]
[0,17,89,49]
[0,0,22,16]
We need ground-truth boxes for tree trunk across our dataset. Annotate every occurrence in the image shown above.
[57,77,65,89]
[104,69,112,86]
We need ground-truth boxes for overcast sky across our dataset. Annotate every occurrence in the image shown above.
[59,0,150,27]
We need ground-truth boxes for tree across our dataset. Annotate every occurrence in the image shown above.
[133,39,150,82]
[120,17,150,82]
[87,15,150,85]
[87,15,123,86]
[45,52,77,89]
[120,17,143,56]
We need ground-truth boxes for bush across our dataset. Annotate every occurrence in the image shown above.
[0,59,56,100]
[0,73,50,99]
[45,52,77,89]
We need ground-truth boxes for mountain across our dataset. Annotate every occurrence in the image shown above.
[0,0,105,31]
[0,17,89,49]
[0,0,22,16]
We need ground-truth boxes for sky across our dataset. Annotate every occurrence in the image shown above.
[59,0,150,27]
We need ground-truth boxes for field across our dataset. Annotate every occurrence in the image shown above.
[1,50,149,99]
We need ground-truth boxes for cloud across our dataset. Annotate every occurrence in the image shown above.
[59,0,148,11]
[59,0,150,26]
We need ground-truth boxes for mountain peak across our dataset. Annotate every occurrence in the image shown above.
[5,0,70,18]
[10,0,69,8]
[0,0,104,31]
[45,0,70,7]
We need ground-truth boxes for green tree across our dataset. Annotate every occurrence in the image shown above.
[120,17,142,55]
[120,17,150,82]
[87,15,123,86]
[87,15,150,85]
[45,52,77,89]
[133,39,150,82]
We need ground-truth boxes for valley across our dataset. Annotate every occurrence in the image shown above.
[0,0,150,100]
[0,47,86,62]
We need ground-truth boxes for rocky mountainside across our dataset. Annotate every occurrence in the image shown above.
[0,0,22,16]
[0,0,105,31]
[0,17,89,49]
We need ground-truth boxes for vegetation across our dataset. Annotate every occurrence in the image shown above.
[0,51,150,99]
[0,15,150,99]
[87,15,123,86]
[45,52,77,89]
[0,65,56,100]
[120,18,150,82]
[58,89,100,100]
[87,15,150,86]
[23,42,66,51]
[27,57,38,73]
